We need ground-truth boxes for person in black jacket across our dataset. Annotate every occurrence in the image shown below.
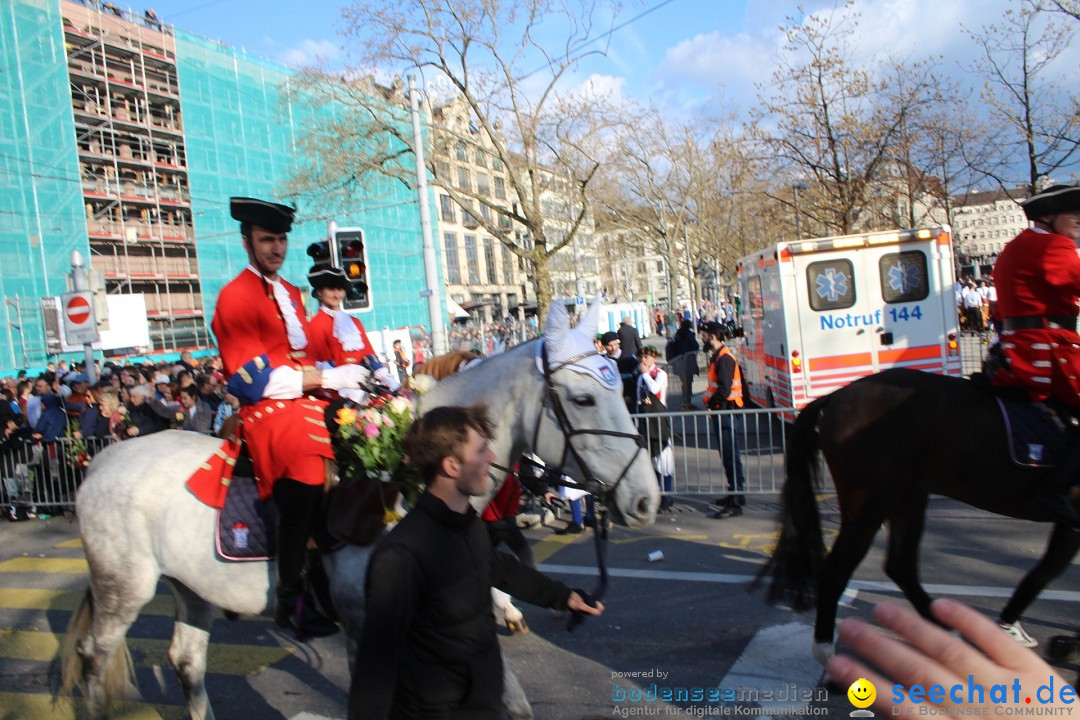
[665,320,700,409]
[350,405,602,719]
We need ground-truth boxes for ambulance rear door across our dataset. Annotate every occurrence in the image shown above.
[789,245,881,399]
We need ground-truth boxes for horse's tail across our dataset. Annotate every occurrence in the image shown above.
[759,395,829,611]
[58,589,138,709]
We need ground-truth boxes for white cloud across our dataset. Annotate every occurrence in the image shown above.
[655,29,773,114]
[577,73,627,100]
[278,38,342,68]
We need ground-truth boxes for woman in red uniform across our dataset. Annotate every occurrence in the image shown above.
[307,266,399,398]
[992,184,1080,529]
[993,184,1080,403]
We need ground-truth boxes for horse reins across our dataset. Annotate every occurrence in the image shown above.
[492,343,647,629]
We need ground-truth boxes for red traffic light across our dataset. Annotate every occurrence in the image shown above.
[341,240,363,259]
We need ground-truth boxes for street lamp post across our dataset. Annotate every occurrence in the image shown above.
[792,181,808,240]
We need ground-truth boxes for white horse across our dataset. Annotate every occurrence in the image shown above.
[59,299,659,720]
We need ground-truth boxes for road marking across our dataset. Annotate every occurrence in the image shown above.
[611,533,709,545]
[57,538,83,548]
[537,565,1080,602]
[718,622,825,716]
[532,533,583,564]
[0,557,89,573]
[0,692,188,720]
[0,629,292,673]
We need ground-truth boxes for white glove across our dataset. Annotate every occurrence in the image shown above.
[372,366,401,393]
[339,387,370,405]
[322,364,371,391]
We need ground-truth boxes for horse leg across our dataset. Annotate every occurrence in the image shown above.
[1000,524,1080,625]
[78,568,158,716]
[814,516,883,665]
[883,496,933,619]
[164,579,217,720]
[502,654,534,719]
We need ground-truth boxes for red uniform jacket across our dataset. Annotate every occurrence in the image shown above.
[307,307,377,367]
[992,228,1080,406]
[187,268,332,507]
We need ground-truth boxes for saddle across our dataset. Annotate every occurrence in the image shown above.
[216,473,276,561]
[971,371,1075,468]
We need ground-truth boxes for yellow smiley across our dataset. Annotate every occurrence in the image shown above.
[848,677,876,709]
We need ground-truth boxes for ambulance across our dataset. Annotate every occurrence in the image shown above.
[735,225,962,418]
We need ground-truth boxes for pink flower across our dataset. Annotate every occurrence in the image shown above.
[382,413,394,427]
[363,423,381,438]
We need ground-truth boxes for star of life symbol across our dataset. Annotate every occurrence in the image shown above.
[887,260,921,295]
[815,268,850,303]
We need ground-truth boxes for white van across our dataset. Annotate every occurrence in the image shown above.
[736,226,962,418]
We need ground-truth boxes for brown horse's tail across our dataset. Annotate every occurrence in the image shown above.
[58,589,138,710]
[759,395,829,611]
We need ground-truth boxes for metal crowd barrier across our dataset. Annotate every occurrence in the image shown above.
[0,436,114,515]
[630,407,796,496]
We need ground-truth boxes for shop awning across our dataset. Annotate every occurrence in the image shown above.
[447,299,470,319]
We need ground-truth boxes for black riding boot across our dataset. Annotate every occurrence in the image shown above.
[273,479,338,639]
[712,494,745,519]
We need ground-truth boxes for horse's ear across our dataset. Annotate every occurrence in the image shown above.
[544,300,568,349]
[580,299,602,337]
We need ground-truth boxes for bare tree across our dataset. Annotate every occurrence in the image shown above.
[1037,0,1080,22]
[288,0,621,317]
[749,2,944,235]
[964,0,1080,195]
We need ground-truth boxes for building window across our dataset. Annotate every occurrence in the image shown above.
[444,233,461,284]
[492,156,503,171]
[475,150,485,167]
[465,235,480,284]
[436,160,450,179]
[440,195,455,223]
[494,176,506,200]
[455,141,467,161]
[457,167,470,191]
[502,244,513,284]
[476,173,490,196]
[484,237,497,284]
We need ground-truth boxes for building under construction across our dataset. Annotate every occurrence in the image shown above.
[0,0,430,375]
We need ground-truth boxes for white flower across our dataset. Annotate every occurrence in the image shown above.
[389,396,412,416]
[410,374,436,395]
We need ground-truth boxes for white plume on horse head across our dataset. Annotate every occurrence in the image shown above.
[543,299,618,390]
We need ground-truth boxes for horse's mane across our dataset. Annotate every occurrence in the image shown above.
[417,351,482,381]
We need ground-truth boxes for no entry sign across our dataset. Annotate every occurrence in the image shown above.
[62,291,99,345]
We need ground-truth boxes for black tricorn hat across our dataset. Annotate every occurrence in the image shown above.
[308,265,348,293]
[599,331,619,345]
[230,197,295,233]
[1020,184,1080,220]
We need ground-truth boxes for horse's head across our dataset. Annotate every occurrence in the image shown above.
[533,299,659,528]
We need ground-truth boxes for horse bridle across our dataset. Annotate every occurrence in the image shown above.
[493,343,648,629]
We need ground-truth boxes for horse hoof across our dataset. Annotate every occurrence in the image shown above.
[506,617,530,634]
[812,641,835,666]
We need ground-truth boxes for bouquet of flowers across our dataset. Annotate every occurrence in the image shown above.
[334,395,422,524]
[65,431,92,470]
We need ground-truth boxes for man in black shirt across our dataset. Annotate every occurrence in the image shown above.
[350,405,602,719]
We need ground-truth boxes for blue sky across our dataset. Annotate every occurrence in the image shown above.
[139,0,1076,120]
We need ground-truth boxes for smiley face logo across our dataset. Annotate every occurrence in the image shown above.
[848,677,876,709]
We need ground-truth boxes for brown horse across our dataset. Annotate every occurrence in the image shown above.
[764,368,1080,664]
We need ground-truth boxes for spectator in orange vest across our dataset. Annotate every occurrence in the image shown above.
[702,321,746,519]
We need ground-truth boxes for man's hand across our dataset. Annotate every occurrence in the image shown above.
[567,591,604,616]
[322,365,371,391]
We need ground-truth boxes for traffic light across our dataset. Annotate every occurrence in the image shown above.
[306,240,333,270]
[334,227,370,310]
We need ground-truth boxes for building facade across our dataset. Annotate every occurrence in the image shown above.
[429,98,602,321]
[0,0,433,375]
[949,188,1030,270]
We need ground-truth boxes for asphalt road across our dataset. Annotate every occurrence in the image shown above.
[1,494,1078,720]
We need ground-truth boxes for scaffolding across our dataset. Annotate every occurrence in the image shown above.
[61,1,209,351]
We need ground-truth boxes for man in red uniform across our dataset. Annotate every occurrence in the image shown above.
[992,183,1080,526]
[198,197,369,638]
[306,265,400,397]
